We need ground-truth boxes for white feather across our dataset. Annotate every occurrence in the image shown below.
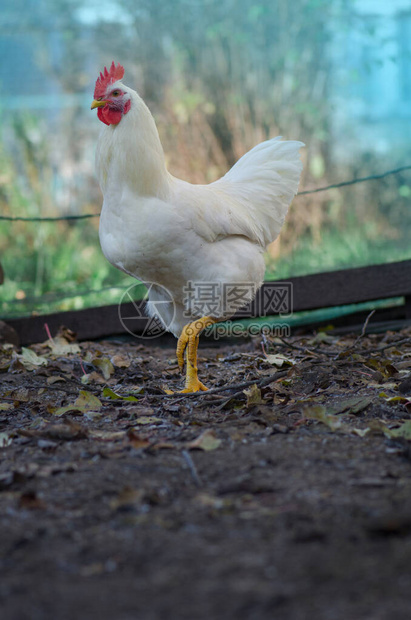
[96,85,304,336]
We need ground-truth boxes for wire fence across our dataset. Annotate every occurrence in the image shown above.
[296,165,411,195]
[0,213,98,222]
[1,164,410,222]
[2,283,136,307]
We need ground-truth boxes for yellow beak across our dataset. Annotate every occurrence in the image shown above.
[91,99,107,110]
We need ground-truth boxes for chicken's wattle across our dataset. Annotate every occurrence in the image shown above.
[97,100,131,126]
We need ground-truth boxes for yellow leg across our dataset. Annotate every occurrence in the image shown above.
[176,323,191,373]
[175,316,216,393]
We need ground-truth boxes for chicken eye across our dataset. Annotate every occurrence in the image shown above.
[112,90,120,97]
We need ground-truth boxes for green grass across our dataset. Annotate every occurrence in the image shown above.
[265,227,411,280]
[0,219,136,318]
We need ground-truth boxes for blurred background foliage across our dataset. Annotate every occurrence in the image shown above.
[0,0,410,317]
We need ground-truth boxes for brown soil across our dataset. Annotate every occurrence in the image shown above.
[1,328,411,620]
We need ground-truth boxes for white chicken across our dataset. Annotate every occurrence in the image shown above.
[91,62,304,392]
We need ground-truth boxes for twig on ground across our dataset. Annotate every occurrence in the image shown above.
[274,336,311,353]
[144,374,288,399]
[203,369,290,409]
[366,337,411,354]
[182,450,202,487]
[269,336,338,358]
[352,310,376,348]
[324,335,411,359]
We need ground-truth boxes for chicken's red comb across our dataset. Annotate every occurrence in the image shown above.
[94,62,125,99]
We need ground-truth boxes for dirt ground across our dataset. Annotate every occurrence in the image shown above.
[1,326,411,620]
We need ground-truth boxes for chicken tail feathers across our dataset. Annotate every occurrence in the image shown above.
[213,137,304,247]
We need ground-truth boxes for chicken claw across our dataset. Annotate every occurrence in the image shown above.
[180,358,209,393]
[175,316,216,393]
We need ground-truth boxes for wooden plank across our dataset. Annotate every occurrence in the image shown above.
[6,301,148,345]
[240,259,411,318]
[5,259,411,345]
[292,305,410,336]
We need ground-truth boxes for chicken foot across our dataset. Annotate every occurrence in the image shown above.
[176,316,216,393]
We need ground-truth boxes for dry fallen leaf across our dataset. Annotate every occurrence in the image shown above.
[10,388,30,402]
[308,332,336,345]
[111,354,131,368]
[188,429,222,451]
[243,384,264,407]
[303,404,343,432]
[18,347,48,369]
[365,358,398,378]
[81,371,107,385]
[88,430,126,441]
[48,336,81,356]
[18,491,46,510]
[0,432,12,447]
[383,420,411,441]
[132,416,163,425]
[352,427,371,438]
[46,376,67,385]
[19,421,87,441]
[110,486,145,510]
[380,393,411,411]
[127,428,151,449]
[93,357,115,380]
[54,390,102,417]
[103,387,140,401]
[150,441,176,450]
[264,353,295,367]
[0,403,13,411]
